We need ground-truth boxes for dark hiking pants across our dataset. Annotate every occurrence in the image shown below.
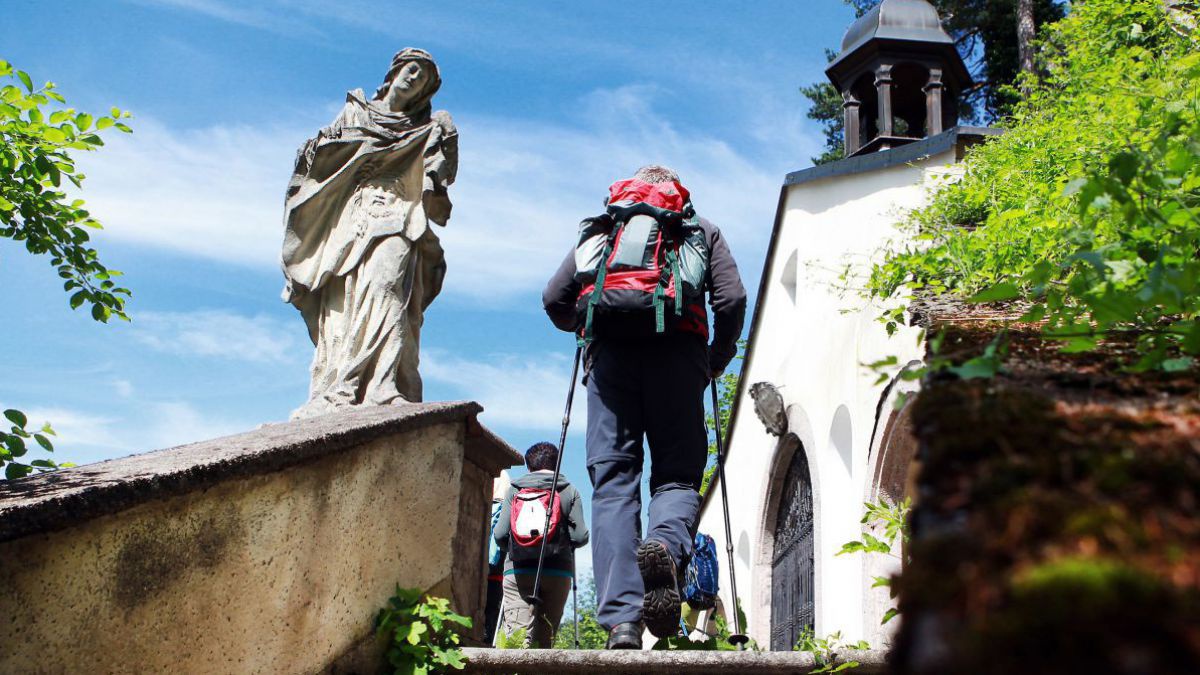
[586,334,709,630]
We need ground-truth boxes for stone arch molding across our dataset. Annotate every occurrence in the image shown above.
[751,403,822,645]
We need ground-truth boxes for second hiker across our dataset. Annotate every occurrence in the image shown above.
[493,442,590,648]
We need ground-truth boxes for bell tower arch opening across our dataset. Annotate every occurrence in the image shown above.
[826,0,972,157]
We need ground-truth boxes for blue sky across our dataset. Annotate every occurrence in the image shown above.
[1,0,857,547]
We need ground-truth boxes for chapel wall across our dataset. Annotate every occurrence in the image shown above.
[701,140,966,648]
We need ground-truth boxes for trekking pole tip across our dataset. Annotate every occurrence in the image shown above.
[727,633,750,649]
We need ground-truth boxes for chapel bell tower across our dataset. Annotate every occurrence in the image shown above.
[826,0,972,157]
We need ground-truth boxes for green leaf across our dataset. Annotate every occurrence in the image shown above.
[6,462,32,480]
[34,433,53,452]
[406,620,428,645]
[949,356,1000,380]
[967,282,1020,303]
[881,607,900,625]
[1058,336,1099,354]
[17,70,32,92]
[1160,357,1194,373]
[7,435,27,457]
[1109,152,1140,186]
[836,541,867,556]
[4,409,28,428]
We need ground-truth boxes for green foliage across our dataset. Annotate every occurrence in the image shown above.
[0,59,132,323]
[376,587,471,674]
[0,409,70,479]
[701,341,744,495]
[0,59,135,480]
[867,0,1200,373]
[795,628,870,673]
[494,627,528,650]
[837,498,910,625]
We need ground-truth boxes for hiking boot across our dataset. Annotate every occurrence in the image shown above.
[606,621,642,650]
[637,539,682,638]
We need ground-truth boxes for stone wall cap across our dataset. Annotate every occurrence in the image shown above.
[0,401,514,543]
[460,647,887,674]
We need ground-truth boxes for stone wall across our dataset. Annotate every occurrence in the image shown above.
[0,402,520,674]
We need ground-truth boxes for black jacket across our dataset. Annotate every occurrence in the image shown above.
[541,216,747,374]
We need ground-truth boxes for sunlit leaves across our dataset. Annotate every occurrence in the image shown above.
[375,587,472,674]
[0,58,133,323]
[864,0,1200,373]
[1,408,67,479]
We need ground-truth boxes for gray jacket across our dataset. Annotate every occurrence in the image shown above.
[493,471,589,572]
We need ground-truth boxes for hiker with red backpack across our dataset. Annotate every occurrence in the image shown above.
[492,441,589,647]
[542,165,746,649]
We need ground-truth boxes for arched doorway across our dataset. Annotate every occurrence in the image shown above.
[769,445,815,651]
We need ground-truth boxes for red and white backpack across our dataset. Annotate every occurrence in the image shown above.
[573,178,711,343]
[509,486,569,562]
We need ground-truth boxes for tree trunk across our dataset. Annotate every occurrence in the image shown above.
[1017,0,1036,96]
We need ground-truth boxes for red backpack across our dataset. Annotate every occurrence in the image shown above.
[509,486,569,562]
[573,178,711,343]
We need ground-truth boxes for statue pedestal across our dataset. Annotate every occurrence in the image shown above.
[0,402,520,674]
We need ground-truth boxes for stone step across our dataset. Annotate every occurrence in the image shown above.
[460,647,888,674]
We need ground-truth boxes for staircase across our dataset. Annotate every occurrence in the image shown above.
[461,647,888,674]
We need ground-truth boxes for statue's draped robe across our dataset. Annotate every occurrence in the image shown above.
[282,89,457,419]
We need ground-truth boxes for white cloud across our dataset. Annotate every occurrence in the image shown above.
[126,0,326,36]
[423,349,583,431]
[78,117,297,269]
[24,401,249,462]
[113,379,135,398]
[132,310,301,364]
[21,407,120,452]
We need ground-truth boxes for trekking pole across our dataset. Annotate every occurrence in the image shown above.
[572,549,580,649]
[711,380,749,649]
[529,346,583,610]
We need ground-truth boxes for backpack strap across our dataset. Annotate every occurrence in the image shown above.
[652,233,686,333]
[581,235,616,346]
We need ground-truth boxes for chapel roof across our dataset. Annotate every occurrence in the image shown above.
[839,0,955,56]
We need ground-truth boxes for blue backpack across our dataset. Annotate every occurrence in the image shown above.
[683,532,720,610]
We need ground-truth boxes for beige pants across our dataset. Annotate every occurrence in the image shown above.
[500,574,572,648]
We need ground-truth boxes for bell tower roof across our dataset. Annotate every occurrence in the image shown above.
[828,0,970,90]
[824,0,972,158]
[839,0,953,56]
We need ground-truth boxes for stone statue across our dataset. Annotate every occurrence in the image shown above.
[281,48,457,419]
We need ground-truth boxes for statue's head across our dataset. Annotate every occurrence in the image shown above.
[374,48,442,116]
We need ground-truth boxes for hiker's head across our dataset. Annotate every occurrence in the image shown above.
[633,164,681,184]
[524,442,559,472]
